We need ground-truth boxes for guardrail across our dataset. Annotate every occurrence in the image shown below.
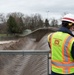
[0,50,50,75]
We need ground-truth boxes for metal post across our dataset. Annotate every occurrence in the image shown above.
[47,53,49,75]
[46,11,49,19]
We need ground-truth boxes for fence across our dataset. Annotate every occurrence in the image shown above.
[0,50,50,75]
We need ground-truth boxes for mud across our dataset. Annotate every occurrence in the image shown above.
[0,28,57,75]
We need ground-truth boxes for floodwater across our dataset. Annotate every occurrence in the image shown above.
[0,40,16,44]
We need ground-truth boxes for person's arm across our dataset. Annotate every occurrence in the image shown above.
[48,35,51,59]
[71,42,74,59]
[48,33,53,52]
[48,34,51,49]
[48,42,51,48]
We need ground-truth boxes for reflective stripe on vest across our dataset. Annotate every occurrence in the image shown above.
[52,61,74,67]
[52,34,74,74]
[63,36,73,62]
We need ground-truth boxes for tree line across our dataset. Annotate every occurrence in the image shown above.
[0,12,59,34]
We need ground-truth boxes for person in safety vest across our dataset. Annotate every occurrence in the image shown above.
[48,13,74,75]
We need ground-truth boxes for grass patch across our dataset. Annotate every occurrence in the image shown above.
[0,34,7,37]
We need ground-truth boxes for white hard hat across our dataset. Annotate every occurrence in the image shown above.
[62,13,74,23]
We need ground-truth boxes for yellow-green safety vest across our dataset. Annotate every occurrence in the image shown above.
[48,32,74,74]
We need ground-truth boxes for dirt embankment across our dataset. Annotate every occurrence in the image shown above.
[2,27,57,50]
[0,34,50,75]
[0,28,57,75]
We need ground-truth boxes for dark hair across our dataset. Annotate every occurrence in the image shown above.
[62,21,73,29]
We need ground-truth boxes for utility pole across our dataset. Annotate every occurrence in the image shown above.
[46,11,49,19]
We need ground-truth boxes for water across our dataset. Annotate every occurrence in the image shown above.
[0,40,16,44]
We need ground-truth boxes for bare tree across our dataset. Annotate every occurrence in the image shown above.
[50,18,58,27]
[0,13,8,33]
[23,14,44,30]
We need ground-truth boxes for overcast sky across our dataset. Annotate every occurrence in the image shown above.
[0,0,74,19]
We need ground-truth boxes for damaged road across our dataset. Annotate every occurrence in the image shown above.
[0,27,57,75]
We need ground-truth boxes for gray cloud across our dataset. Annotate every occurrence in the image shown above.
[0,0,74,19]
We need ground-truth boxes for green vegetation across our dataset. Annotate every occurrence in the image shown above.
[44,19,49,27]
[0,34,7,36]
[7,16,18,34]
[0,12,60,38]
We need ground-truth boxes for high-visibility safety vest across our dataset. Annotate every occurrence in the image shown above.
[48,32,74,74]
